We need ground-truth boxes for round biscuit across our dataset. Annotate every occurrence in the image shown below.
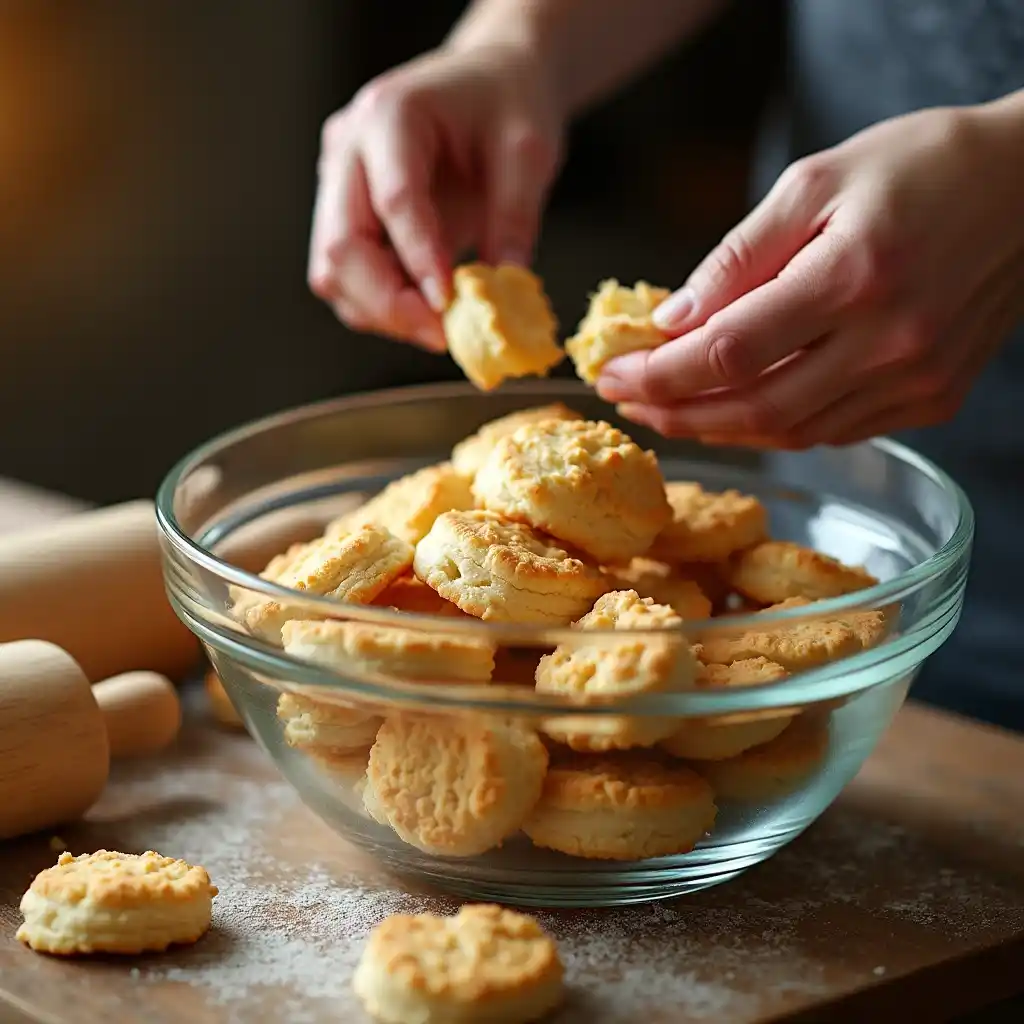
[522,752,716,860]
[605,557,713,620]
[17,850,217,956]
[693,714,830,802]
[371,573,471,617]
[242,526,414,643]
[277,691,382,756]
[353,904,564,1024]
[537,590,697,752]
[728,540,877,604]
[282,618,495,684]
[325,462,475,546]
[451,403,582,478]
[649,482,768,564]
[365,714,548,857]
[472,418,672,564]
[413,509,608,625]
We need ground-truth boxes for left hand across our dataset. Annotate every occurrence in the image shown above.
[597,100,1024,448]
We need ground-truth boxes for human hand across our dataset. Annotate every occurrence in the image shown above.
[597,102,1024,447]
[307,45,564,352]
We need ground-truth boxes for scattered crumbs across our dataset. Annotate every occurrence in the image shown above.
[873,966,886,977]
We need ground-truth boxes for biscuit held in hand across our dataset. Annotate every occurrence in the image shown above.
[473,418,672,563]
[17,850,217,956]
[443,263,563,391]
[538,589,697,752]
[522,751,716,861]
[353,904,565,1024]
[566,278,671,384]
[413,509,608,625]
[365,714,548,857]
[451,402,583,478]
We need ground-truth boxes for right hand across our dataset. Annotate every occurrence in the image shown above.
[308,45,565,352]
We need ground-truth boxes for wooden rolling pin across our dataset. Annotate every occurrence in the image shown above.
[0,640,182,840]
[0,499,199,681]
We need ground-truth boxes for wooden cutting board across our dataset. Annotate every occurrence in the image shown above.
[0,687,1022,1024]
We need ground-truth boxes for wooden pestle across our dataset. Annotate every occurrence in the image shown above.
[0,641,182,840]
[0,499,199,682]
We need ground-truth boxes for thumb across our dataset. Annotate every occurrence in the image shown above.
[654,157,834,334]
[482,119,561,267]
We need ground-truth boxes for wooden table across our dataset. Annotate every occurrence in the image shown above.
[1,483,1023,1023]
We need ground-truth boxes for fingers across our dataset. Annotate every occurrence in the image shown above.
[361,112,452,312]
[481,120,560,267]
[651,155,836,336]
[598,230,851,405]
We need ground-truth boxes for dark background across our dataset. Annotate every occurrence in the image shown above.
[0,0,785,503]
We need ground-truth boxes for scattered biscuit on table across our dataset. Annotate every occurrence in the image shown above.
[365,714,549,857]
[537,589,698,751]
[353,904,565,1024]
[413,509,609,625]
[443,263,564,392]
[451,403,582,478]
[473,418,672,564]
[325,461,474,545]
[523,751,716,861]
[17,850,217,956]
[565,278,671,384]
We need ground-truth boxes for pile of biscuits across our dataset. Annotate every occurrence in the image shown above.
[229,403,886,865]
[442,264,673,392]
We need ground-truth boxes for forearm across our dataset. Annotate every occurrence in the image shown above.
[446,0,726,121]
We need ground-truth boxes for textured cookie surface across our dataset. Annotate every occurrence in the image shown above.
[451,403,582,478]
[282,618,495,684]
[413,509,608,625]
[17,850,217,956]
[277,690,382,756]
[365,714,548,857]
[372,573,471,618]
[728,541,877,604]
[242,526,413,642]
[443,263,563,392]
[606,557,713,620]
[537,590,697,752]
[353,904,564,1024]
[650,482,768,564]
[326,462,475,545]
[522,752,716,860]
[565,279,671,384]
[473,418,672,563]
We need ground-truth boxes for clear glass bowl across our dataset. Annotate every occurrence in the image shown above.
[156,380,972,908]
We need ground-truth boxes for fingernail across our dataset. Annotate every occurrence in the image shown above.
[596,351,649,401]
[421,276,447,313]
[652,287,696,331]
[615,402,648,424]
[595,369,630,402]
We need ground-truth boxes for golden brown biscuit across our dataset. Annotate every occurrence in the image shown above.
[365,715,548,857]
[443,263,563,392]
[649,482,768,564]
[659,658,792,761]
[537,590,697,751]
[451,403,582,478]
[204,666,245,730]
[353,904,565,1024]
[698,597,886,670]
[522,752,716,860]
[565,279,671,384]
[243,526,414,642]
[728,540,877,604]
[473,418,672,563]
[277,691,382,757]
[605,557,713,620]
[325,462,475,545]
[17,850,217,955]
[413,509,609,625]
[693,714,830,802]
[282,618,495,683]
[372,573,471,618]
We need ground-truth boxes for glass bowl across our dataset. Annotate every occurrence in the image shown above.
[156,380,972,908]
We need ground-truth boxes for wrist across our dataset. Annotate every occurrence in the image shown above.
[970,91,1024,221]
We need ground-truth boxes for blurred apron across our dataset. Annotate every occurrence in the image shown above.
[754,0,1024,728]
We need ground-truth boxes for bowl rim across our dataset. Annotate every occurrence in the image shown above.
[156,380,974,706]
